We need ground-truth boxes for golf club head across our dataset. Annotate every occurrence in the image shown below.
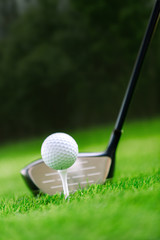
[21,152,112,196]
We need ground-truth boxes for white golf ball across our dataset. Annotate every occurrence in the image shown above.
[41,132,78,170]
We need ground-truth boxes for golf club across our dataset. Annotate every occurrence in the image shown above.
[21,0,160,196]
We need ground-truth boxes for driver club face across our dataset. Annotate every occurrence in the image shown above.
[21,152,112,195]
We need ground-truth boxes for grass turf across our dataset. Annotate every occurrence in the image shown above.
[0,117,160,239]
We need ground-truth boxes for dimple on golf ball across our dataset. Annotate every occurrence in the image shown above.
[41,132,78,170]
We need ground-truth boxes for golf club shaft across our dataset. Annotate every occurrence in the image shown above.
[107,0,160,157]
[115,0,160,132]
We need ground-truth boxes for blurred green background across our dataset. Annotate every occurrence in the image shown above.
[0,0,159,142]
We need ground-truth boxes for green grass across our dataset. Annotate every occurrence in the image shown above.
[0,117,160,240]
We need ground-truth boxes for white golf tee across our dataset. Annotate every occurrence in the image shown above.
[58,169,69,199]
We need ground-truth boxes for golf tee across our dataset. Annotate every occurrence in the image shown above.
[58,169,69,199]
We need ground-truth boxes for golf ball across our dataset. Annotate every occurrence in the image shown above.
[41,132,78,170]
